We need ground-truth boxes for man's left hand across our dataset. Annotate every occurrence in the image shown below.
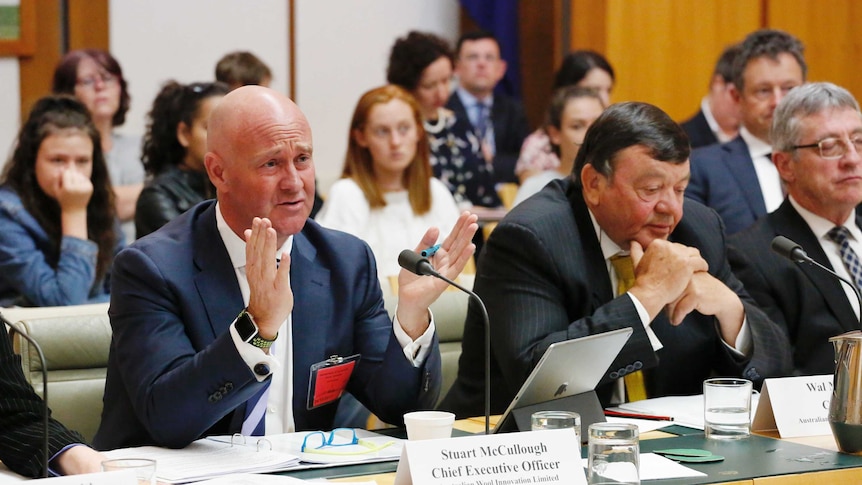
[395,211,479,339]
[666,271,745,345]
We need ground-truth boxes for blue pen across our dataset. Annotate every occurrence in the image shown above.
[420,244,441,258]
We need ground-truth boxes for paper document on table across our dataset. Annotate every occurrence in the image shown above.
[616,393,760,430]
[104,438,300,483]
[582,452,707,480]
[208,429,403,467]
[192,474,309,484]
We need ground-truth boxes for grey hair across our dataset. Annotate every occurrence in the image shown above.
[771,82,861,154]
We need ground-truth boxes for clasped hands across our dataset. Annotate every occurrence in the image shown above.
[242,212,479,343]
[628,239,744,345]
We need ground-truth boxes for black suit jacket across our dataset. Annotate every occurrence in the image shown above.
[440,178,791,418]
[0,324,84,478]
[687,136,767,235]
[680,109,719,149]
[728,200,861,375]
[447,92,529,184]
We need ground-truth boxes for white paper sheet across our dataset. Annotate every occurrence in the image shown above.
[581,452,707,480]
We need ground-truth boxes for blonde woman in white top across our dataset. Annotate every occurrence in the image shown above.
[317,85,460,278]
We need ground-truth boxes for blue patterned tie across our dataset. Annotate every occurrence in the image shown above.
[474,101,490,141]
[828,226,862,290]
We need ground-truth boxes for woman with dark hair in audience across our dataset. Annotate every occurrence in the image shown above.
[135,81,229,238]
[387,31,501,209]
[317,85,460,279]
[512,86,605,207]
[516,50,615,182]
[0,96,122,307]
[52,49,142,243]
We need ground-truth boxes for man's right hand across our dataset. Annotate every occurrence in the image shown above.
[243,217,292,340]
[628,239,708,319]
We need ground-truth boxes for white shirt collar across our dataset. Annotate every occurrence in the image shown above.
[588,208,625,260]
[739,126,772,159]
[456,86,493,108]
[789,196,862,243]
[215,201,293,269]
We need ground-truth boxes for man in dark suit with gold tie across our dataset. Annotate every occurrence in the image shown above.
[441,102,791,418]
[729,82,862,376]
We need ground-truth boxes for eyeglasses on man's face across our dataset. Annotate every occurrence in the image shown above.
[76,72,118,89]
[792,135,862,160]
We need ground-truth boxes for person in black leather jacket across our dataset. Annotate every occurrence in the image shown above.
[135,81,229,238]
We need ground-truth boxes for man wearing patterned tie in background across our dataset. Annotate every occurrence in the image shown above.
[441,102,790,418]
[729,82,862,376]
[447,31,529,184]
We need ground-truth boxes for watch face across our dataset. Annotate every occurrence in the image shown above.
[235,311,257,341]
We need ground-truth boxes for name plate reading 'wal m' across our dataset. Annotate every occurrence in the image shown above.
[753,374,832,438]
[394,428,585,485]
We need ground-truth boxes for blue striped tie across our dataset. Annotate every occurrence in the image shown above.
[828,226,862,290]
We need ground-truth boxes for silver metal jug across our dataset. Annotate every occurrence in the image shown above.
[829,330,862,454]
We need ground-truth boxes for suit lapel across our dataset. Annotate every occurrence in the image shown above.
[192,204,244,339]
[289,231,331,421]
[724,137,768,217]
[566,183,614,306]
[772,201,858,332]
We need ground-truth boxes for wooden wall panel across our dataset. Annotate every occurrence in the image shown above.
[604,0,760,120]
[18,0,109,122]
[67,0,109,51]
[768,0,862,102]
[520,0,563,129]
[569,0,607,53]
[18,0,62,119]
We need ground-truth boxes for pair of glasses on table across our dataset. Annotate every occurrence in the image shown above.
[300,428,395,456]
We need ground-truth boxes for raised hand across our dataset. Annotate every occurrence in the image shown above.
[56,168,93,214]
[395,211,479,339]
[244,217,293,341]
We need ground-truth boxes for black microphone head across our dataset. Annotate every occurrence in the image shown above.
[398,249,435,276]
[771,235,808,263]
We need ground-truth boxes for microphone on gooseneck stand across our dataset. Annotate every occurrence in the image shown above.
[398,249,492,435]
[770,235,862,326]
[0,313,50,478]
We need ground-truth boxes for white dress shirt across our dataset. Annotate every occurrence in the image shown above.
[789,196,862,320]
[739,127,784,212]
[215,203,435,434]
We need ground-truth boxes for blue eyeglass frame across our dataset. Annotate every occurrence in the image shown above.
[300,428,358,452]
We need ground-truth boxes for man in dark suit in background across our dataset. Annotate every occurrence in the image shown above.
[686,29,806,235]
[681,43,742,149]
[729,82,862,375]
[447,31,529,185]
[0,324,105,477]
[95,86,478,449]
[441,102,790,418]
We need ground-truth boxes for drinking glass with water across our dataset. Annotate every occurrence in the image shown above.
[703,378,752,440]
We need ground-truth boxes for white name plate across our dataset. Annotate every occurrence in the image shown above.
[753,374,832,438]
[28,470,136,484]
[394,429,585,485]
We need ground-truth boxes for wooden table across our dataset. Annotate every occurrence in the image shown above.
[329,417,862,485]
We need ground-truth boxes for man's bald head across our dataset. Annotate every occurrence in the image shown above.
[204,85,316,243]
[207,85,308,163]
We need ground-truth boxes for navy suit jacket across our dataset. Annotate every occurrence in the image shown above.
[728,200,861,375]
[447,92,529,185]
[94,201,440,450]
[440,178,791,418]
[680,109,719,149]
[687,136,767,235]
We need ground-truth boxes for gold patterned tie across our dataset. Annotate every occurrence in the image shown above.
[610,254,648,402]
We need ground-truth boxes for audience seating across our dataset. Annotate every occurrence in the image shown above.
[4,303,110,443]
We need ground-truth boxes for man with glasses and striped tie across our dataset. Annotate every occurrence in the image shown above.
[729,82,862,376]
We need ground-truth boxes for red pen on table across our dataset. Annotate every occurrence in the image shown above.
[604,409,674,421]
